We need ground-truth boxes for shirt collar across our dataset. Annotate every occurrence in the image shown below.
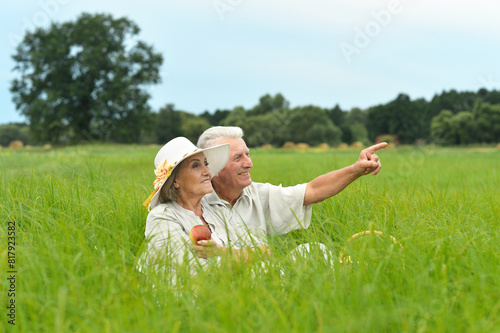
[204,187,250,206]
[204,191,223,205]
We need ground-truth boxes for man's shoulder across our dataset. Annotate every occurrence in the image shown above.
[242,182,268,196]
[244,182,274,191]
[244,181,296,193]
[242,182,286,202]
[241,182,300,196]
[248,181,308,202]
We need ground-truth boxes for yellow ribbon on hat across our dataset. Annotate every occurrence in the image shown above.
[143,160,176,209]
[143,188,158,208]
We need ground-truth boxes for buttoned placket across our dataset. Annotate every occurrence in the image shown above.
[200,203,226,247]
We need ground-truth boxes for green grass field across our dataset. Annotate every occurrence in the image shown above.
[1,145,499,332]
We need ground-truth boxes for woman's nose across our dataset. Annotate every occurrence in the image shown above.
[202,163,212,176]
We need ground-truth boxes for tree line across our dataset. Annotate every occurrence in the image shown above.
[4,13,500,147]
[4,89,500,148]
[154,90,500,147]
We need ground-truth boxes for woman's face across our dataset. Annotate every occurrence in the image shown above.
[174,152,213,199]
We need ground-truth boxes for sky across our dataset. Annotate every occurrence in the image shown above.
[1,0,500,125]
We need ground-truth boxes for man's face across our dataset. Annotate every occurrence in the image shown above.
[213,137,253,192]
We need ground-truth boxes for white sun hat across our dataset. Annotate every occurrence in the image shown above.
[143,137,230,209]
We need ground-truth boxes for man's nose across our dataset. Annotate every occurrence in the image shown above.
[243,155,253,168]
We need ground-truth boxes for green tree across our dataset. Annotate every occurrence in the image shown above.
[243,111,289,147]
[221,103,290,147]
[367,104,391,142]
[430,110,454,145]
[285,106,341,146]
[138,110,157,144]
[200,109,230,126]
[222,106,263,146]
[222,106,248,129]
[451,111,475,144]
[248,93,289,116]
[155,104,184,144]
[10,13,162,144]
[0,123,31,146]
[482,89,500,105]
[181,116,210,144]
[345,107,367,125]
[326,104,352,143]
[367,93,425,144]
[473,102,500,143]
[326,104,345,127]
[305,123,341,146]
[348,122,369,144]
[344,108,368,144]
[224,94,292,147]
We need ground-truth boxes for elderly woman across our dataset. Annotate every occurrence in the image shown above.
[138,137,268,277]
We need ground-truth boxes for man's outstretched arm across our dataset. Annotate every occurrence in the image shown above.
[303,142,387,205]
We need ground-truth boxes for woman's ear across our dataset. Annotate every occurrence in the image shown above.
[173,179,180,189]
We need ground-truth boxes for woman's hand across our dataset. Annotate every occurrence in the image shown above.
[191,239,224,258]
[192,241,272,263]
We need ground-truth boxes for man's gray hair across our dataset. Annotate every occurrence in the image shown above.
[197,126,244,148]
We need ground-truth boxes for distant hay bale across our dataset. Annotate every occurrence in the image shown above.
[25,145,34,150]
[9,140,24,149]
[295,143,310,150]
[415,139,426,146]
[387,143,396,149]
[43,144,52,150]
[337,143,349,150]
[0,145,3,150]
[282,141,295,149]
[317,143,329,150]
[375,134,400,145]
[350,141,364,149]
[497,143,500,150]
[261,144,273,150]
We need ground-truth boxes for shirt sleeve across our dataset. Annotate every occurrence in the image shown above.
[140,205,208,275]
[256,182,313,236]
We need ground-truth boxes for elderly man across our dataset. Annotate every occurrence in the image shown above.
[196,126,387,246]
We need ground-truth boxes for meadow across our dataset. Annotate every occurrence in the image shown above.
[1,144,499,332]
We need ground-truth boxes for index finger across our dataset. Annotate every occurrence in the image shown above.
[365,142,388,153]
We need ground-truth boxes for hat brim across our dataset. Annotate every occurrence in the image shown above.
[149,143,230,209]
